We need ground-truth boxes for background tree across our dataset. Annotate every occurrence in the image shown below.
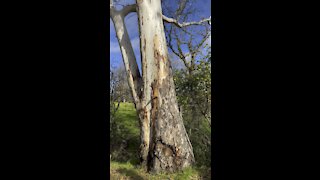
[110,63,133,124]
[162,0,212,166]
[163,0,211,122]
[110,64,137,162]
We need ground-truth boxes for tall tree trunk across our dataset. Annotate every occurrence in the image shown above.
[110,8,150,167]
[110,0,196,173]
[137,0,195,173]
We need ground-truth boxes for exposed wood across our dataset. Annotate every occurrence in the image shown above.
[110,0,201,173]
[136,0,194,173]
[163,15,211,28]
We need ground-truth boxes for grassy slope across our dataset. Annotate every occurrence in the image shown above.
[110,103,210,180]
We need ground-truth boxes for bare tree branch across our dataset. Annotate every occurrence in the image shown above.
[163,15,211,28]
[175,0,187,20]
[110,8,142,106]
[110,3,136,18]
[110,0,114,8]
[120,4,137,17]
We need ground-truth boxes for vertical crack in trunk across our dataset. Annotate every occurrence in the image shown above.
[149,75,194,173]
[111,0,195,173]
[136,0,195,173]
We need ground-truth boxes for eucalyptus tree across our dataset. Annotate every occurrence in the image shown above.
[110,0,210,172]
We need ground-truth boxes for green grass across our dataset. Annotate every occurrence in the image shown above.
[114,102,139,137]
[110,103,211,179]
[111,102,140,164]
[110,161,208,180]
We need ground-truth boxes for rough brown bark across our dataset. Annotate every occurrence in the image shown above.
[148,73,195,173]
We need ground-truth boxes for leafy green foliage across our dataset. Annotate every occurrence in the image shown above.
[110,103,211,179]
[110,65,137,162]
[174,57,212,167]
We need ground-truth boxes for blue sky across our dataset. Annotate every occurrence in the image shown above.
[110,0,211,70]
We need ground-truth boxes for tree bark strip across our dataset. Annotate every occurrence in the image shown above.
[110,7,150,167]
[110,0,200,173]
[136,0,194,173]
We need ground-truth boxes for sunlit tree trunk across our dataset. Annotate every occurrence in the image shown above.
[110,5,150,167]
[109,0,212,173]
[136,0,194,172]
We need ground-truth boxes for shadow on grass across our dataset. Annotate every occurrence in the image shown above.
[117,168,145,180]
[110,138,140,164]
[195,166,211,180]
[111,102,141,164]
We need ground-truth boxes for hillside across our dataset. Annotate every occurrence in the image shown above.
[110,103,211,179]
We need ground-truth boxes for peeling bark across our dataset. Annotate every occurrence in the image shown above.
[110,0,195,173]
[110,11,141,107]
[136,0,194,173]
[110,5,149,167]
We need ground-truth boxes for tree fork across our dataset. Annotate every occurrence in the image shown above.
[110,2,150,167]
[110,0,201,173]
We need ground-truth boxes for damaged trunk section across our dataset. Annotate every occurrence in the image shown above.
[111,0,195,173]
[137,0,194,173]
[149,74,195,173]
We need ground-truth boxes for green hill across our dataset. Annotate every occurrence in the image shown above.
[110,103,211,179]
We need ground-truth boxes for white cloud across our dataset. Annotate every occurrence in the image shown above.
[110,36,140,53]
[110,21,115,34]
[125,14,139,38]
[205,34,211,47]
[114,0,136,9]
[130,37,140,51]
[110,12,139,55]
[110,40,120,53]
[202,33,211,56]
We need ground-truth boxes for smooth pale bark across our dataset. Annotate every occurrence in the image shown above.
[110,10,141,106]
[110,7,151,167]
[110,0,199,173]
[136,0,194,173]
